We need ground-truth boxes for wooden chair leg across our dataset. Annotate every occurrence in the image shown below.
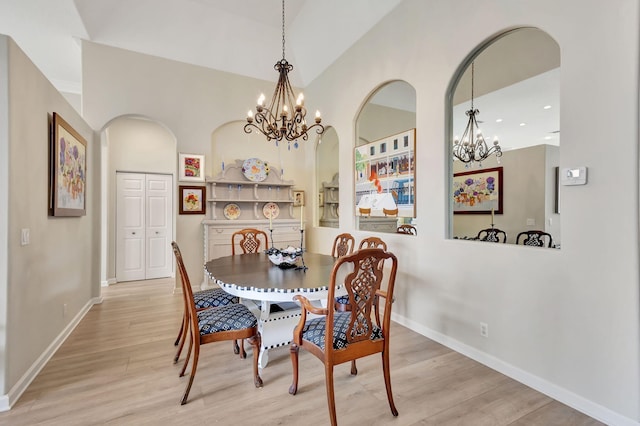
[174,314,189,364]
[179,334,192,377]
[233,340,240,354]
[334,302,350,312]
[288,344,300,395]
[325,364,338,426]
[181,339,200,405]
[174,312,185,346]
[238,339,247,359]
[381,350,398,416]
[248,334,263,388]
[350,360,357,375]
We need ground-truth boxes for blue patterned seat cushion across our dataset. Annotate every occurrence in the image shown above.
[197,303,258,336]
[301,311,383,350]
[334,295,349,305]
[194,287,238,309]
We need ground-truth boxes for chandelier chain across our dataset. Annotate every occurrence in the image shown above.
[470,62,474,110]
[281,0,286,60]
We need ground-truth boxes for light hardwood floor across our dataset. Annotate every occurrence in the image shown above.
[0,278,603,425]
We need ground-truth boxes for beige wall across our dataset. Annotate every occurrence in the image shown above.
[104,116,177,282]
[1,35,99,401]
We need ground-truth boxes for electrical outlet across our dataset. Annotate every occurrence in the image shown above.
[480,322,489,337]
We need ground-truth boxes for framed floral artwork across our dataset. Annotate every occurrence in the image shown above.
[50,112,87,217]
[179,185,206,214]
[453,167,503,214]
[179,153,205,182]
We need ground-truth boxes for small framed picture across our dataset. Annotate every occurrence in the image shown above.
[179,153,205,182]
[179,185,206,215]
[293,190,305,207]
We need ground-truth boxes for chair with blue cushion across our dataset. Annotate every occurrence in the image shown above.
[331,233,355,311]
[516,230,553,247]
[331,233,355,258]
[172,241,262,405]
[173,285,240,364]
[358,236,388,251]
[335,236,387,312]
[477,227,507,243]
[289,248,399,426]
[396,224,417,235]
[232,228,268,255]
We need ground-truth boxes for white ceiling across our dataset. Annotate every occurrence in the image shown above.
[0,1,559,153]
[0,0,403,93]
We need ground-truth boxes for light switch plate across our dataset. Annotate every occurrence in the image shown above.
[21,228,30,246]
[561,166,587,186]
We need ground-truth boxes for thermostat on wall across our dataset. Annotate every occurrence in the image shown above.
[561,166,587,186]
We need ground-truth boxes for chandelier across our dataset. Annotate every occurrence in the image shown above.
[244,0,324,148]
[453,62,502,165]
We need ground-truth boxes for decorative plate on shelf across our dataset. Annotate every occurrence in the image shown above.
[242,158,269,182]
[263,202,280,219]
[223,203,241,220]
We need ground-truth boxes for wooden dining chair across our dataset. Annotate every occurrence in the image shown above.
[516,230,553,247]
[396,224,417,235]
[230,228,269,356]
[383,208,398,216]
[331,233,356,321]
[331,233,355,258]
[335,236,388,311]
[289,248,399,426]
[232,228,269,255]
[477,227,507,243]
[358,207,371,217]
[358,236,388,251]
[173,283,240,365]
[171,242,262,405]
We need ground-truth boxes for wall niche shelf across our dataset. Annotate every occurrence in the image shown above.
[319,173,339,228]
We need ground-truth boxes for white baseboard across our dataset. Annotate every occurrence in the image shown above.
[0,296,102,412]
[101,278,116,287]
[391,312,639,426]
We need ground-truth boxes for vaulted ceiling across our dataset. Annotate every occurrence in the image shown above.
[0,0,403,94]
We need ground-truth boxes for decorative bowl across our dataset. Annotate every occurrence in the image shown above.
[266,246,303,269]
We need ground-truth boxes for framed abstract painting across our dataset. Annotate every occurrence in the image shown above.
[453,167,503,214]
[50,112,87,217]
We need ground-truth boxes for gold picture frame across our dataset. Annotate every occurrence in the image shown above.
[50,112,87,217]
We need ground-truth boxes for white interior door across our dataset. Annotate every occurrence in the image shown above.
[145,174,172,279]
[116,172,173,282]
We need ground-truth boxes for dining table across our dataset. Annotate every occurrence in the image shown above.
[204,252,347,369]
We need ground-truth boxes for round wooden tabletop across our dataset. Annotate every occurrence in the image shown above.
[205,252,341,302]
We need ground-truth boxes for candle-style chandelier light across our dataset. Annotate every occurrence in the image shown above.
[453,62,502,165]
[244,0,324,148]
